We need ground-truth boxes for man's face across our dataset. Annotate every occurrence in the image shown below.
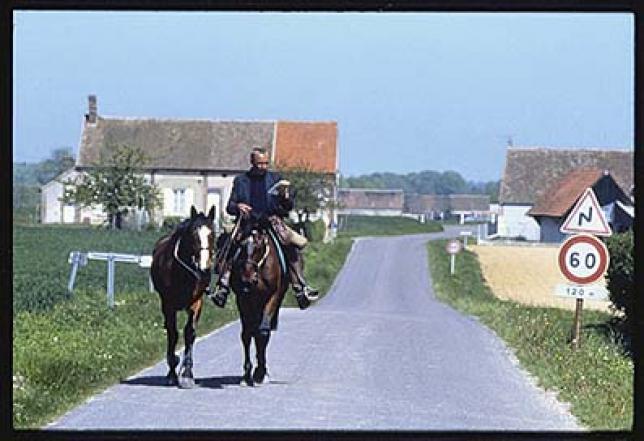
[250,153,269,174]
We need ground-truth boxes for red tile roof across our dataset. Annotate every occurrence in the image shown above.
[274,121,337,174]
[527,168,605,217]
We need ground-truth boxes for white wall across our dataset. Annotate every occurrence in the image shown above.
[497,204,540,241]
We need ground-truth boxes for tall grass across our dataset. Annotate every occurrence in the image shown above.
[427,240,633,430]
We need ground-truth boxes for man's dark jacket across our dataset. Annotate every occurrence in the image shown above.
[226,170,293,218]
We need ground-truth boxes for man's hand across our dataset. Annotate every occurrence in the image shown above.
[237,203,252,218]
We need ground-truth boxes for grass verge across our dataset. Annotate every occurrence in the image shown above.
[337,215,443,237]
[427,239,633,430]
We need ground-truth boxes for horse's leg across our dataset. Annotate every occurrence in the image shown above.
[252,327,270,385]
[179,297,202,389]
[163,305,180,386]
[240,321,254,387]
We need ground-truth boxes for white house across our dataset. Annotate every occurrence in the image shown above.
[497,147,633,241]
[41,95,339,227]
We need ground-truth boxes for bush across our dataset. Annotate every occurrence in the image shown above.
[604,231,634,337]
[305,219,327,242]
[162,216,183,230]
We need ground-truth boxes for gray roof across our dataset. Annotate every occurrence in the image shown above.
[77,117,275,171]
[499,147,634,205]
[405,193,489,213]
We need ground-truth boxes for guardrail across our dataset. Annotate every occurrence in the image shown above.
[68,251,154,308]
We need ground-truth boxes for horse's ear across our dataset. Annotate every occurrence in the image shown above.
[190,205,198,220]
[207,205,216,222]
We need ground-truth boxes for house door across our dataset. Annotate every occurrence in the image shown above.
[62,204,76,223]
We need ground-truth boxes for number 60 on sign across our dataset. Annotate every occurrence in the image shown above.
[558,234,610,285]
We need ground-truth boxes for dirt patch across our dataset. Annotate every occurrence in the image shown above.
[470,244,613,313]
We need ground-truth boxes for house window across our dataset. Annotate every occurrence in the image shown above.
[173,188,186,214]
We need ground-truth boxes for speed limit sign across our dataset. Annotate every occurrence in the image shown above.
[558,234,610,285]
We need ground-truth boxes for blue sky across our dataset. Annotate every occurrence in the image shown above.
[13,12,634,181]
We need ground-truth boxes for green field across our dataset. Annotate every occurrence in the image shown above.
[12,224,353,428]
[427,239,633,430]
[337,214,443,237]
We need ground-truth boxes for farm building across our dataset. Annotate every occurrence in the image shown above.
[497,147,633,241]
[527,168,633,243]
[336,188,405,217]
[41,95,339,227]
[404,193,491,223]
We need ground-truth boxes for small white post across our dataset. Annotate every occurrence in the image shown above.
[107,255,115,308]
[450,254,455,275]
[67,252,80,295]
[149,275,155,293]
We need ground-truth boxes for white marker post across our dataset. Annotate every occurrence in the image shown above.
[460,231,473,249]
[445,240,462,276]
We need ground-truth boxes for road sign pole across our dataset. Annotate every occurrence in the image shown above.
[571,298,584,350]
[450,254,455,275]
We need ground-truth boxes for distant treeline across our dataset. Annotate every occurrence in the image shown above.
[339,170,500,202]
[13,148,75,223]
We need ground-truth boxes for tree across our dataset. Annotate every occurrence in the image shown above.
[61,144,161,229]
[35,147,76,185]
[278,162,335,236]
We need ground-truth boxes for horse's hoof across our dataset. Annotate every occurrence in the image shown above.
[166,375,178,387]
[240,377,253,387]
[178,376,196,389]
[252,368,268,385]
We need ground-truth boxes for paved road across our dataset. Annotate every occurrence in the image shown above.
[47,226,582,431]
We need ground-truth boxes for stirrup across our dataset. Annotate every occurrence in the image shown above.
[302,286,320,300]
[210,286,229,308]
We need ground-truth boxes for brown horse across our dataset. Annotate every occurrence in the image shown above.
[222,215,289,386]
[151,205,215,388]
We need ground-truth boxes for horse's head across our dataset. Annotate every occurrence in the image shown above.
[237,219,271,287]
[177,205,216,279]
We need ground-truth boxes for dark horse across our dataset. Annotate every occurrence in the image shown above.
[151,205,216,388]
[219,215,289,386]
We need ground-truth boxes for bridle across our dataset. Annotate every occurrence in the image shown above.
[241,230,270,273]
[173,227,212,281]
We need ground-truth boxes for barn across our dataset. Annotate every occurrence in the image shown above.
[527,168,633,243]
[41,95,339,227]
[497,147,633,241]
[404,193,491,223]
[336,188,405,217]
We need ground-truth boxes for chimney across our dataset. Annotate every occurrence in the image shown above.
[86,94,97,123]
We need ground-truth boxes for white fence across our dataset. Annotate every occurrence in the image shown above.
[68,251,153,308]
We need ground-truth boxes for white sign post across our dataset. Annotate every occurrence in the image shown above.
[557,234,610,350]
[460,231,473,249]
[446,240,462,275]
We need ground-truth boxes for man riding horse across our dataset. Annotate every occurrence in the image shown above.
[210,147,319,310]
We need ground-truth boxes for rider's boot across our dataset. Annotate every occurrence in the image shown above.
[210,270,231,308]
[288,249,319,310]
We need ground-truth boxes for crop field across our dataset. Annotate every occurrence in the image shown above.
[470,244,613,313]
[13,225,164,313]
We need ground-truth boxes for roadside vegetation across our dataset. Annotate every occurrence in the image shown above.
[337,214,443,237]
[427,239,633,430]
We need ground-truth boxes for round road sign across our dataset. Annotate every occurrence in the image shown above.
[558,234,610,285]
[446,239,462,255]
